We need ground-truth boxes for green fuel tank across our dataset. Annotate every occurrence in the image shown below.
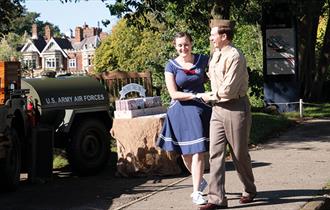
[21,76,109,111]
[21,76,111,127]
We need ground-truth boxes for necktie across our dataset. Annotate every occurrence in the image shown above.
[213,51,221,63]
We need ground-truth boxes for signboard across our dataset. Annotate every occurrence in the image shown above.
[266,28,296,75]
[119,83,146,99]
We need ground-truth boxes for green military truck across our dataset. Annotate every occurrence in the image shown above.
[0,61,113,191]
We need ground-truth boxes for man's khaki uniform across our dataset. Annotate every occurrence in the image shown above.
[207,45,257,206]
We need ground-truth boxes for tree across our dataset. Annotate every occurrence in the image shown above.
[0,0,24,36]
[0,32,27,61]
[0,2,62,62]
[64,0,327,103]
[10,9,61,38]
[295,0,321,100]
[311,2,330,100]
[93,19,166,88]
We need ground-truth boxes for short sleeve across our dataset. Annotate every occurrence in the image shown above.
[200,54,210,69]
[165,60,176,75]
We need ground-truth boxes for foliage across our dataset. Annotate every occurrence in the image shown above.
[230,0,263,24]
[93,19,168,99]
[294,0,328,100]
[1,3,61,38]
[103,0,269,105]
[104,0,330,103]
[94,19,164,71]
[0,33,27,61]
[53,149,69,169]
[12,10,61,37]
[0,4,61,61]
[0,0,24,36]
[234,23,264,107]
[316,4,330,81]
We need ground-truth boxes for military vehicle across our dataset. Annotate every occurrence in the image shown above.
[0,61,30,191]
[0,61,113,191]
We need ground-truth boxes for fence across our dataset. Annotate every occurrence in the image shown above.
[266,99,324,118]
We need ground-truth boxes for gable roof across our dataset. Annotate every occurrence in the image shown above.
[33,37,47,52]
[72,35,100,50]
[41,37,72,58]
[53,37,73,50]
[20,36,47,55]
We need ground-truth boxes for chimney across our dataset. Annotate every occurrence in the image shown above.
[44,25,53,41]
[75,26,83,42]
[99,32,108,41]
[32,24,38,39]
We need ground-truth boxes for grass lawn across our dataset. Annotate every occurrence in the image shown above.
[250,112,294,145]
[284,103,330,119]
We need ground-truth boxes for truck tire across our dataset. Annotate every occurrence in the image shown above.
[0,129,21,191]
[67,119,110,175]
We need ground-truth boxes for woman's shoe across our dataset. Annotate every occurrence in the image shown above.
[191,178,208,198]
[192,191,208,205]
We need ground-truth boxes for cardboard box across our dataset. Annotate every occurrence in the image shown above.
[115,96,162,111]
[114,106,167,119]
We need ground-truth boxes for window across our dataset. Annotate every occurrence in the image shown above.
[88,54,93,66]
[24,59,36,69]
[69,59,76,68]
[46,58,56,68]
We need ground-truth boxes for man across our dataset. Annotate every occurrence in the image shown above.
[199,19,257,209]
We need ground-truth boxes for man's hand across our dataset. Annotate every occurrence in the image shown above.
[196,92,218,102]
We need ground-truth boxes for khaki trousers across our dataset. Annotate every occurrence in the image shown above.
[208,96,256,205]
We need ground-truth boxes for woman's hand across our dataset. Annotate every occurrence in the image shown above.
[196,92,218,102]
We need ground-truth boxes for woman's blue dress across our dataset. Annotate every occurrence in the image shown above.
[157,54,212,155]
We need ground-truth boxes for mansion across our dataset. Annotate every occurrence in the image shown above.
[20,23,108,76]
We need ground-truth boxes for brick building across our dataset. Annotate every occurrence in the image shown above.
[20,23,108,76]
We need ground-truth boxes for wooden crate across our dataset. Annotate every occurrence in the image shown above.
[0,61,21,104]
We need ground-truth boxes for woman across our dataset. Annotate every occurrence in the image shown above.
[157,32,211,205]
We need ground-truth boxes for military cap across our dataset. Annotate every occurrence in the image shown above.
[210,19,235,29]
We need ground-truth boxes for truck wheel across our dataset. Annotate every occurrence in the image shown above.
[67,119,110,175]
[0,129,21,191]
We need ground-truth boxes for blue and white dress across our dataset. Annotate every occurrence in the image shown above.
[157,54,212,155]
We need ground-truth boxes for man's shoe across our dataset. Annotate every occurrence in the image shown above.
[239,194,256,204]
[199,203,228,210]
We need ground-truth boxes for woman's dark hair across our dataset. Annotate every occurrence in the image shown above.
[173,32,193,45]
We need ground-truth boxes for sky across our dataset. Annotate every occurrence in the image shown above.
[23,0,118,35]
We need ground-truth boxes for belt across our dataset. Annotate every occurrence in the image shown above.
[238,94,246,99]
[211,94,247,107]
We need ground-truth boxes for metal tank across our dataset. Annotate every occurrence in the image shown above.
[21,76,113,175]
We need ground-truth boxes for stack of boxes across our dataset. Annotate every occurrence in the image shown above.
[114,96,167,119]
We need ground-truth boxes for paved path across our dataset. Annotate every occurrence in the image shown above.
[120,119,330,210]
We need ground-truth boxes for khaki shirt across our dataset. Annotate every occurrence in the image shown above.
[208,45,249,102]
